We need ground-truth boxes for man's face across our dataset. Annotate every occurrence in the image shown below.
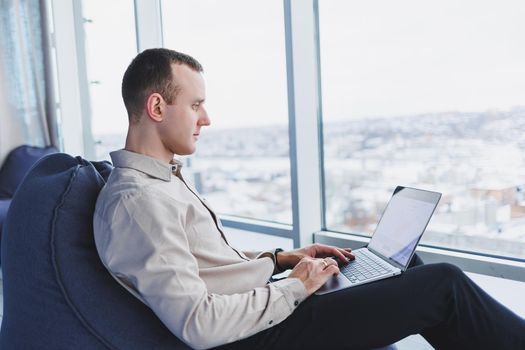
[158,64,210,156]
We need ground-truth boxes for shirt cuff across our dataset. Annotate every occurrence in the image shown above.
[254,249,282,274]
[271,277,309,312]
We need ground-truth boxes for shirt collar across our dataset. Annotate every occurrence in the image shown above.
[110,149,183,181]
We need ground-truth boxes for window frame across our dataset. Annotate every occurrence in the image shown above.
[315,230,525,282]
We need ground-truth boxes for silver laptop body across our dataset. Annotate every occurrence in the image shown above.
[316,186,441,295]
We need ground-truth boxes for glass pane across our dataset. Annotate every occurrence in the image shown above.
[319,0,525,259]
[82,0,137,160]
[161,0,292,224]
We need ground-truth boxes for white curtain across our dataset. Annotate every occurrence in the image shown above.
[0,0,58,162]
[0,66,25,162]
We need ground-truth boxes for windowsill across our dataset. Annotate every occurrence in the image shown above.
[314,230,525,282]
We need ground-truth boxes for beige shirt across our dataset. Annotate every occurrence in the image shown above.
[93,150,308,349]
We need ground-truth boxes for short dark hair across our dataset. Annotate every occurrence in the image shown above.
[121,48,203,122]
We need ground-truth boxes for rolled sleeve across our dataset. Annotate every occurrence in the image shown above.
[271,278,309,312]
[243,249,284,275]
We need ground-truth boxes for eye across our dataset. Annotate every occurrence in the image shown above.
[192,103,200,111]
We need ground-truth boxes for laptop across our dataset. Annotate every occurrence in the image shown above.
[316,186,441,295]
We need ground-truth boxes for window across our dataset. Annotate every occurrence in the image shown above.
[319,0,525,259]
[81,0,137,160]
[161,0,292,224]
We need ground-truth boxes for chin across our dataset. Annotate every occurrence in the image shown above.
[176,146,196,156]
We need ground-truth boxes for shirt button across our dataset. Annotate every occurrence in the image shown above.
[294,300,299,306]
[269,320,273,325]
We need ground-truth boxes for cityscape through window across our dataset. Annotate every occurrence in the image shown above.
[319,0,525,259]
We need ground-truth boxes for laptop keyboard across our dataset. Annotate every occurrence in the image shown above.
[341,249,394,284]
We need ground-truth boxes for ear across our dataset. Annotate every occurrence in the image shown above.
[145,93,165,122]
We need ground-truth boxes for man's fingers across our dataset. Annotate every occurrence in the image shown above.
[314,244,354,262]
[323,257,338,268]
[329,249,354,264]
[329,248,347,262]
[323,264,340,276]
[319,258,339,274]
[339,248,355,260]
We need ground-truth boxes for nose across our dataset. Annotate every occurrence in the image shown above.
[199,107,211,126]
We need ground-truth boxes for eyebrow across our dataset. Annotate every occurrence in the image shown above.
[193,99,205,104]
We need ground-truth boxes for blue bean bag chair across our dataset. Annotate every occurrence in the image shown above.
[0,145,58,245]
[0,153,190,349]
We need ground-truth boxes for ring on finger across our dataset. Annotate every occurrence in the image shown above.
[321,259,328,268]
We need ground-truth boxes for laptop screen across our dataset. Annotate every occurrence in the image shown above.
[367,187,441,268]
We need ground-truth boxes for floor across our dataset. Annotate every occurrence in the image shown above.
[0,241,523,349]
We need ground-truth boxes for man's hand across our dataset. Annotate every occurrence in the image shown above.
[276,243,354,271]
[288,257,340,295]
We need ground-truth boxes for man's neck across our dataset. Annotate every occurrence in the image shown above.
[125,127,174,164]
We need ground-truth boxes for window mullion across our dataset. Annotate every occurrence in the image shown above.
[134,0,163,51]
[285,0,323,247]
[50,0,90,157]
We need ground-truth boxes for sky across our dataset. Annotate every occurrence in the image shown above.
[82,0,525,135]
[319,0,525,121]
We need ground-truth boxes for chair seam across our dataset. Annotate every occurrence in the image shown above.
[49,164,117,350]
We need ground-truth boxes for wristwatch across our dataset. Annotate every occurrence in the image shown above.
[274,248,285,272]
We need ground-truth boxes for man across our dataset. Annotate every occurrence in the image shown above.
[94,48,525,350]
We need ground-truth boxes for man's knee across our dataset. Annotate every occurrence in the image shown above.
[432,262,464,282]
[409,253,425,267]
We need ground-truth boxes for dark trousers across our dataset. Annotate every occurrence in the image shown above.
[216,255,525,350]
